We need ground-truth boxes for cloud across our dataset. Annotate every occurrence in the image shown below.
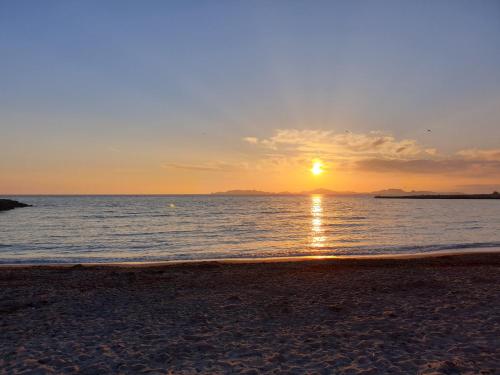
[243,137,259,144]
[243,129,500,177]
[356,157,500,175]
[162,162,242,172]
[244,129,427,165]
[107,146,121,153]
[250,129,426,160]
[356,158,500,174]
[456,184,500,193]
[160,131,500,179]
[456,148,500,161]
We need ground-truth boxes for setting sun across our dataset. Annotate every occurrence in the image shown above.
[311,160,324,176]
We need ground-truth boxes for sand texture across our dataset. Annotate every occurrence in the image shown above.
[1,253,499,374]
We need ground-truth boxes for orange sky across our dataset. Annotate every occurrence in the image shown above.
[2,129,499,194]
[2,2,500,194]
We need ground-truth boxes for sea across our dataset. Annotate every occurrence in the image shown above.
[1,195,500,264]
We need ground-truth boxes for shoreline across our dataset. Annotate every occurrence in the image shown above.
[1,247,500,268]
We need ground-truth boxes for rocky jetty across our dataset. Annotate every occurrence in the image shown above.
[375,192,500,199]
[0,199,32,211]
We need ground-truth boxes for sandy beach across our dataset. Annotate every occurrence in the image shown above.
[1,253,499,374]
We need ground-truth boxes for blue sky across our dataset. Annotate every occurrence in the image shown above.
[1,1,500,193]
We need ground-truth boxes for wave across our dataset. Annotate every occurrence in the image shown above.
[2,241,500,265]
[319,241,500,255]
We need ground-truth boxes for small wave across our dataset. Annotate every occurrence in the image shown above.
[324,223,365,228]
[111,232,168,237]
[370,241,500,254]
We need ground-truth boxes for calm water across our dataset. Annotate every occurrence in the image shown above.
[1,195,500,264]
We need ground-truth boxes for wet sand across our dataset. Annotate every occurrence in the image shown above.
[1,253,499,374]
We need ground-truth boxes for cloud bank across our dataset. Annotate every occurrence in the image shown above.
[243,129,500,176]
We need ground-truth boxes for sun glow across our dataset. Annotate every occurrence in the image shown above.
[311,160,324,176]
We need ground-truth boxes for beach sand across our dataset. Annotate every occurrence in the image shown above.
[1,253,499,374]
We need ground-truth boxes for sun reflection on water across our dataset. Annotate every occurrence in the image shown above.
[310,195,326,248]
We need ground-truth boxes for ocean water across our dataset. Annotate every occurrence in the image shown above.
[1,195,500,264]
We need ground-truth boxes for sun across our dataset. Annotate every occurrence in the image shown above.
[311,160,324,176]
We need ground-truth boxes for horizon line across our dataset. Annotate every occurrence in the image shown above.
[0,188,471,197]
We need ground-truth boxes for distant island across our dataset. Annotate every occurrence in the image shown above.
[211,188,464,197]
[375,192,500,199]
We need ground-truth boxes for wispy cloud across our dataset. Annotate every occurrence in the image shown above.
[456,148,500,161]
[107,146,121,153]
[162,162,243,172]
[356,158,500,175]
[242,137,259,145]
[456,184,500,193]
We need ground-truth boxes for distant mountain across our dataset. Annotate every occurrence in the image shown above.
[211,188,464,196]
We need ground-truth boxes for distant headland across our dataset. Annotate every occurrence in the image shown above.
[0,199,32,211]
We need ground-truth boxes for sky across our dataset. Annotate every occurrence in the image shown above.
[1,0,500,194]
